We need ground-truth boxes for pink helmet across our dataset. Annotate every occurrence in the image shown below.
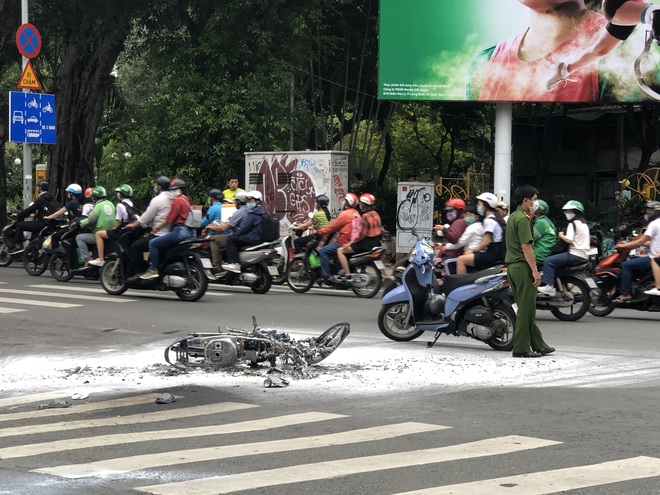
[345,192,358,207]
[359,193,376,205]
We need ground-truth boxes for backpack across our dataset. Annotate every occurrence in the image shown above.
[349,211,362,241]
[121,200,140,225]
[260,212,280,242]
[183,197,202,228]
[42,193,62,220]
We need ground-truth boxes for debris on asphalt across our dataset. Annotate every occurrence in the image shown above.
[155,392,177,404]
[38,399,72,409]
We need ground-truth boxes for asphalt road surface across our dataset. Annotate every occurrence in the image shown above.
[1,265,660,494]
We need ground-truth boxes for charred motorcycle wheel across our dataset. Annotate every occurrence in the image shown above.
[100,259,128,295]
[23,239,48,276]
[378,302,423,341]
[286,259,314,293]
[249,263,272,294]
[305,322,351,365]
[550,276,590,321]
[351,263,383,298]
[48,251,73,282]
[174,259,208,301]
[487,303,516,351]
[0,242,12,267]
[587,287,616,317]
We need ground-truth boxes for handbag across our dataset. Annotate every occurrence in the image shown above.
[549,221,574,255]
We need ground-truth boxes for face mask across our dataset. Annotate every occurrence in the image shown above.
[529,200,539,213]
[153,186,158,194]
[173,189,183,198]
[644,213,651,222]
[246,202,256,210]
[464,216,476,225]
[565,212,576,221]
[446,210,457,222]
[116,193,122,200]
[477,205,485,216]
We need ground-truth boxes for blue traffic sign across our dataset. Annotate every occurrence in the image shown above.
[8,91,56,144]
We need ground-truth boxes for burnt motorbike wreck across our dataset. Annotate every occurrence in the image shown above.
[165,317,350,378]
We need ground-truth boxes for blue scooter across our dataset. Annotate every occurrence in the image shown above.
[378,236,516,351]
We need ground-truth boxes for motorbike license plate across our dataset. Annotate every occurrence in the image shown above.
[267,265,280,276]
[512,303,518,314]
[201,258,213,269]
[585,277,598,289]
[374,260,386,270]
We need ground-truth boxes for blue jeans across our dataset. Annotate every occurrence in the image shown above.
[147,226,194,270]
[320,241,341,278]
[76,233,97,261]
[619,256,651,295]
[541,252,585,286]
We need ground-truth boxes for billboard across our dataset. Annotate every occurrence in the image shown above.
[379,0,660,103]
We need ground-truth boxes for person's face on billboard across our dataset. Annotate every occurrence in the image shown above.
[517,0,585,12]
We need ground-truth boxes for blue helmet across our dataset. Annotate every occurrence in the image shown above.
[66,183,83,195]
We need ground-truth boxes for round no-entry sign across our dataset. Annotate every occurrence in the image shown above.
[16,23,42,59]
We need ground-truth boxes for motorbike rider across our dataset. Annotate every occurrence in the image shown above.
[433,198,467,255]
[292,195,332,253]
[538,200,591,297]
[206,190,249,272]
[315,192,360,283]
[336,193,383,282]
[89,184,135,267]
[140,178,196,280]
[438,204,484,255]
[7,180,59,255]
[615,201,660,301]
[646,203,660,296]
[200,189,224,229]
[125,176,173,280]
[81,187,94,217]
[221,190,266,273]
[496,201,510,222]
[456,192,505,274]
[532,199,557,265]
[75,186,116,264]
[44,183,84,221]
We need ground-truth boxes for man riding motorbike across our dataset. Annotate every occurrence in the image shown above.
[221,190,266,273]
[89,183,136,267]
[7,180,59,255]
[532,199,557,265]
[206,190,249,272]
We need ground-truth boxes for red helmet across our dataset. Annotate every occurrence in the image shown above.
[444,198,466,211]
[359,193,376,206]
[345,192,358,207]
[84,187,94,199]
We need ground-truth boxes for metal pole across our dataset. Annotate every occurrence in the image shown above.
[21,0,33,208]
[289,73,295,151]
[493,102,512,206]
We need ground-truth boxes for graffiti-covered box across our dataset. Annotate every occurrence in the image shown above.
[396,182,435,253]
[245,151,350,236]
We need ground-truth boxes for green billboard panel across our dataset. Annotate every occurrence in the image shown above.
[379,0,660,103]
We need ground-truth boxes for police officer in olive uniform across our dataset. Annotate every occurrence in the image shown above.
[505,185,555,358]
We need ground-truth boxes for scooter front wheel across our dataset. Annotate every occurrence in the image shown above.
[351,263,382,298]
[100,259,128,295]
[549,276,590,321]
[286,259,314,293]
[305,322,351,364]
[587,287,616,317]
[378,302,423,341]
[23,240,48,276]
[0,242,13,267]
[48,252,73,282]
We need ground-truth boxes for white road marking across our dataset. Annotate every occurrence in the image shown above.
[0,288,134,302]
[0,389,105,409]
[0,402,257,439]
[0,393,158,423]
[28,284,110,293]
[136,435,560,495]
[389,456,660,495]
[36,420,436,478]
[0,297,80,308]
[0,307,26,314]
[9,412,346,461]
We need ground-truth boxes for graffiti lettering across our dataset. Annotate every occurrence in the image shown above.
[397,186,432,230]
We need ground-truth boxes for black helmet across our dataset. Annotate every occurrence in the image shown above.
[155,176,171,190]
[38,180,49,191]
[208,188,224,201]
[169,178,187,190]
[316,194,330,207]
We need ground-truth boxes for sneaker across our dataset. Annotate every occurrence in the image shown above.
[211,267,225,275]
[644,287,660,296]
[537,285,556,297]
[139,268,159,280]
[8,248,24,255]
[221,263,241,274]
[88,258,105,267]
[546,62,568,91]
[127,273,142,282]
[335,274,353,283]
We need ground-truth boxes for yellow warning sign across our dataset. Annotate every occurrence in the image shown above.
[18,60,42,90]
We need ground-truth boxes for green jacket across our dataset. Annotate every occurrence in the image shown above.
[533,215,557,263]
[81,199,116,233]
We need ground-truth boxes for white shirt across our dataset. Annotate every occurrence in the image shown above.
[566,220,591,259]
[81,203,93,217]
[115,198,134,223]
[645,218,660,257]
[445,222,484,252]
[483,214,504,243]
[138,191,174,236]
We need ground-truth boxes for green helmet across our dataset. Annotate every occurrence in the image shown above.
[115,184,133,197]
[92,186,107,198]
[537,199,549,215]
[562,200,584,214]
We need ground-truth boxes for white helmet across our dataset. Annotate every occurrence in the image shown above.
[246,190,263,201]
[234,191,248,203]
[476,192,498,209]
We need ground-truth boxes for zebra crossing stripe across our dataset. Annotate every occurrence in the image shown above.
[0,402,257,439]
[0,288,135,302]
[6,412,345,461]
[388,456,660,495]
[0,393,160,423]
[0,389,106,409]
[0,308,26,314]
[0,296,81,308]
[29,284,112,293]
[36,421,445,478]
[136,435,561,495]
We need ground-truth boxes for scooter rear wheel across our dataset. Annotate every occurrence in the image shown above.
[100,259,128,295]
[23,239,48,276]
[175,259,208,301]
[0,242,13,267]
[48,252,73,282]
[487,303,516,351]
[587,287,616,317]
[378,302,423,341]
[351,263,382,298]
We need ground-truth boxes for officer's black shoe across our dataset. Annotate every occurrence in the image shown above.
[512,351,542,358]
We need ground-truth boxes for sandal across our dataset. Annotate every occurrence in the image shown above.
[613,296,632,304]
